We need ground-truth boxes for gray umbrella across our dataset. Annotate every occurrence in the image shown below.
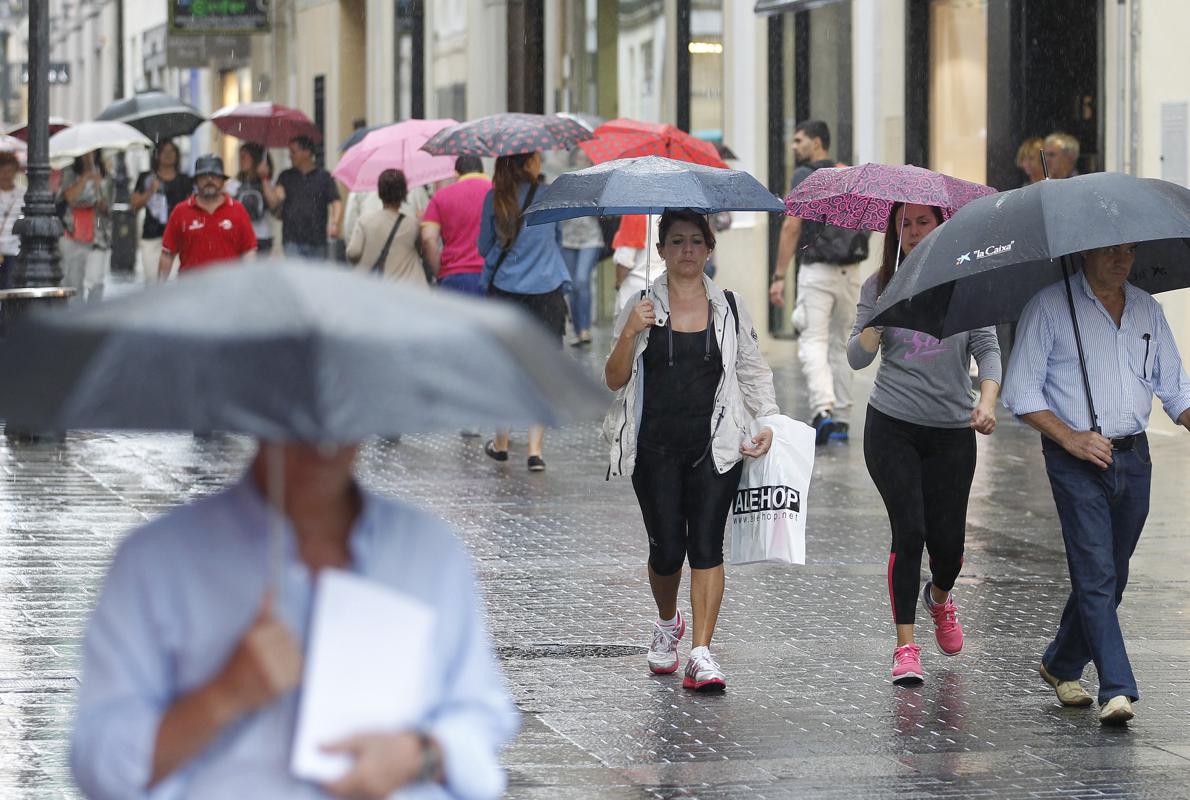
[0,260,608,441]
[523,155,784,226]
[97,90,206,143]
[869,171,1190,433]
[869,173,1190,338]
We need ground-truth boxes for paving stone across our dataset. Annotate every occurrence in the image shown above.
[1,331,1188,798]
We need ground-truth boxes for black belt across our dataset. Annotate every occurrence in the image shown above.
[1110,433,1144,451]
[1041,432,1145,452]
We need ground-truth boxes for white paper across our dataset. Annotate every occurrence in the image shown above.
[290,568,436,783]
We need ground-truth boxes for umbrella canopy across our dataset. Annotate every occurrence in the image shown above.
[331,118,459,192]
[579,118,727,168]
[869,172,1190,339]
[7,116,72,141]
[0,133,26,166]
[554,111,604,132]
[48,121,152,164]
[0,260,608,441]
[420,113,592,157]
[340,124,386,152]
[96,90,205,143]
[523,155,784,226]
[211,102,322,148]
[785,163,996,232]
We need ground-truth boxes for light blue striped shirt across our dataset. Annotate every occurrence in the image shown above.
[1003,272,1190,438]
[71,476,518,800]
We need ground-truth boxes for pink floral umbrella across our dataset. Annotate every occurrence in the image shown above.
[331,118,459,192]
[784,163,996,232]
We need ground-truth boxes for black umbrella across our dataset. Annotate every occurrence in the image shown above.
[97,91,205,143]
[0,260,608,441]
[870,171,1190,431]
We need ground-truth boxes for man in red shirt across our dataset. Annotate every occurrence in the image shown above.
[159,154,257,279]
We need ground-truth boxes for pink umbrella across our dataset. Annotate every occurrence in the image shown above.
[211,102,322,148]
[784,163,996,232]
[331,118,459,191]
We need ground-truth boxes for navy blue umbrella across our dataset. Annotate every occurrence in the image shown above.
[523,155,784,226]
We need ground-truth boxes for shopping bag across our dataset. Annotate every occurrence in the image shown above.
[729,415,816,565]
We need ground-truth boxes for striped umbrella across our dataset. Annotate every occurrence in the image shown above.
[420,113,592,157]
[579,119,727,168]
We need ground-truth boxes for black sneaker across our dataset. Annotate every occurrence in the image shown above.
[811,412,837,446]
[829,422,850,442]
[527,455,546,472]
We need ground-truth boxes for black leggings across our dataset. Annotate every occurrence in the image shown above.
[631,441,743,575]
[863,406,976,625]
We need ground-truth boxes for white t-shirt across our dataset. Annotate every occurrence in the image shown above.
[0,185,25,257]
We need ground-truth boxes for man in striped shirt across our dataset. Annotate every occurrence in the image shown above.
[1004,243,1190,725]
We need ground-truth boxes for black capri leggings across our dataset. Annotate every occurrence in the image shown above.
[863,406,977,625]
[631,441,743,575]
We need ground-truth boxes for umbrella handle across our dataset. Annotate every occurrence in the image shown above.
[1059,255,1101,434]
[266,442,287,601]
[645,213,651,293]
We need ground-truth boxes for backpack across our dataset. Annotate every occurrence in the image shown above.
[797,159,870,265]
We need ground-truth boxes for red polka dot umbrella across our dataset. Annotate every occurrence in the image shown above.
[420,113,592,157]
[578,118,728,168]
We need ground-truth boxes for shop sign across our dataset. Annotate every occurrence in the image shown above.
[170,0,271,34]
[144,24,251,71]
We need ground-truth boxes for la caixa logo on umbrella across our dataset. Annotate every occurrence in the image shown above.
[733,484,801,522]
[956,240,1015,267]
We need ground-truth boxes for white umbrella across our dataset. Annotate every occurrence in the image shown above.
[0,134,26,166]
[48,121,152,166]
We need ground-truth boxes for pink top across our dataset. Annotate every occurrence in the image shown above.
[422,173,491,277]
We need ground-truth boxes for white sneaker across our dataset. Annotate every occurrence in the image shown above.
[647,610,685,674]
[682,646,726,692]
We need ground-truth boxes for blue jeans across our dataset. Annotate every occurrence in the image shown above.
[1041,435,1151,704]
[560,246,599,334]
[283,241,328,260]
[438,271,485,296]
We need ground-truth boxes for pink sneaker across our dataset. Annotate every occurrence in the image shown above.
[923,582,964,656]
[891,643,924,685]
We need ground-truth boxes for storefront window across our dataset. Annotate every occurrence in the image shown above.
[431,0,468,121]
[555,0,601,115]
[929,0,988,183]
[618,0,666,122]
[689,0,724,142]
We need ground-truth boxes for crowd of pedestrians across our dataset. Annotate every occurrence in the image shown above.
[0,106,1186,798]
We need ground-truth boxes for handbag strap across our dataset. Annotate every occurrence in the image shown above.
[486,182,539,291]
[371,213,405,274]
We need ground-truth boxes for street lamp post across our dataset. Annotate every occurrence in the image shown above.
[11,0,65,288]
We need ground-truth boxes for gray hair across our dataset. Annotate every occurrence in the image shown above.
[1045,132,1080,159]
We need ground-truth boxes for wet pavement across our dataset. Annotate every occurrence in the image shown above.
[2,326,1189,799]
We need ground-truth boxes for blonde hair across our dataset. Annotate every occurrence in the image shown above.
[1016,137,1044,168]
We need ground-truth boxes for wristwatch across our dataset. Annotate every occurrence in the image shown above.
[416,732,444,785]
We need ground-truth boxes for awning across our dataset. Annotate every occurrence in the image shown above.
[754,0,846,15]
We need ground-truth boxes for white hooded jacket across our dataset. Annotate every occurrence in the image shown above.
[603,273,780,478]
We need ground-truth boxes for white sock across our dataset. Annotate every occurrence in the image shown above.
[690,645,710,660]
[659,612,680,628]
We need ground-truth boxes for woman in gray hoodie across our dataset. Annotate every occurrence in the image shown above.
[848,202,1001,687]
